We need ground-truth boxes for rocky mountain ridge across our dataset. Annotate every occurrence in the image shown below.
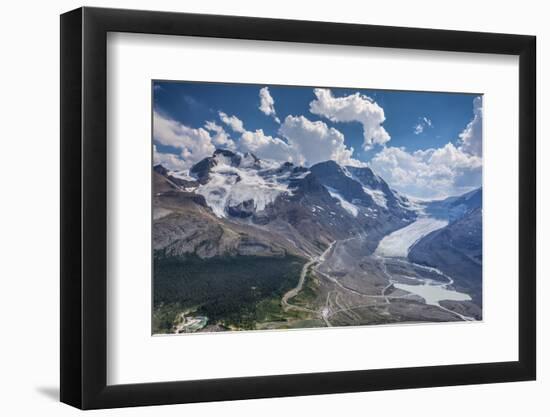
[153,149,419,259]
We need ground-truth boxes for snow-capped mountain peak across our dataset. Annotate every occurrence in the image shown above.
[161,149,416,222]
[184,149,299,218]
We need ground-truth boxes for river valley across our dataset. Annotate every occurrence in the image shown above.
[281,217,480,327]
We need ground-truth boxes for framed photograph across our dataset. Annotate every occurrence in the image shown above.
[60,7,536,409]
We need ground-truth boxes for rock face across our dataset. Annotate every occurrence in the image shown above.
[308,161,416,224]
[256,171,362,252]
[409,189,483,305]
[189,157,217,183]
[310,161,375,206]
[154,164,198,189]
[227,199,255,218]
[153,164,169,176]
[189,149,252,183]
[346,165,416,218]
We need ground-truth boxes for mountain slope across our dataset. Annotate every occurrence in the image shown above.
[424,187,482,221]
[306,160,417,250]
[408,189,483,305]
[309,161,375,208]
[346,165,416,214]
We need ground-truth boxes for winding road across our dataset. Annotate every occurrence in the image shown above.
[282,241,336,313]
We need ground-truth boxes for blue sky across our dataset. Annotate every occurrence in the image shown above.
[153,81,482,199]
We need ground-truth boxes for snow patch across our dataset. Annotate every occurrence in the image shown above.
[362,186,388,209]
[168,170,196,182]
[153,207,172,220]
[292,171,310,180]
[326,187,359,217]
[341,166,354,179]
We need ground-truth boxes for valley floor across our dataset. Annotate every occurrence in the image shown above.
[274,220,480,330]
[154,217,482,334]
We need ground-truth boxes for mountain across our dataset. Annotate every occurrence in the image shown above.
[154,163,198,191]
[408,188,483,305]
[184,150,418,223]
[154,149,417,256]
[346,165,417,216]
[189,148,260,183]
[424,187,482,222]
[309,161,376,207]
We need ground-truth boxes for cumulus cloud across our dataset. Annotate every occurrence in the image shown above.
[259,87,281,123]
[218,111,245,133]
[235,114,363,167]
[216,109,363,167]
[309,88,390,150]
[153,111,216,169]
[239,129,295,162]
[458,96,482,156]
[278,115,363,167]
[154,108,362,170]
[216,109,293,161]
[414,117,433,135]
[370,144,482,199]
[370,98,483,199]
[204,120,236,150]
[153,145,188,171]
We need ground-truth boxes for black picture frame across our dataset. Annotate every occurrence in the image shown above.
[60,6,536,410]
